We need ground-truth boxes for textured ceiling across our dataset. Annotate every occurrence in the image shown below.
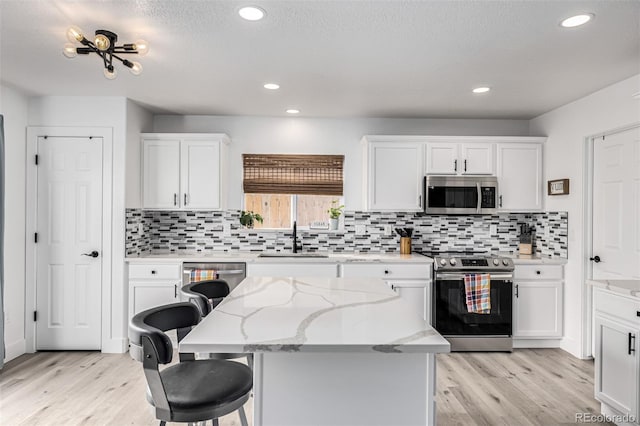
[1,0,638,118]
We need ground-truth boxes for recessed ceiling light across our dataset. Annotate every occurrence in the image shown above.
[286,109,300,114]
[239,6,265,21]
[560,14,594,28]
[472,87,491,94]
[264,83,280,90]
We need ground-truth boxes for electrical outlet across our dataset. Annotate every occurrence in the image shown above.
[223,224,231,236]
[137,223,144,234]
[355,224,366,235]
[383,225,392,236]
[490,224,497,235]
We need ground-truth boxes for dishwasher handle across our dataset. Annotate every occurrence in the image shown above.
[183,269,245,276]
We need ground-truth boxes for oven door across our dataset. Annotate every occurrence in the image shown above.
[432,272,512,336]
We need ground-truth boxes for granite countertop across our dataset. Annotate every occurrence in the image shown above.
[179,276,450,354]
[588,279,640,298]
[125,251,433,264]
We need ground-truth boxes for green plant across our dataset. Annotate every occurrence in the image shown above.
[239,210,264,228]
[327,200,345,219]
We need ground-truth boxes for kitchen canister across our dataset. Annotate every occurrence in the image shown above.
[400,237,412,254]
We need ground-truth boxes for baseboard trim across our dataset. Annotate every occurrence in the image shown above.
[101,338,128,354]
[3,339,26,363]
[513,339,562,349]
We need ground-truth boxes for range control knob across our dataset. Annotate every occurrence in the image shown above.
[502,259,510,266]
[439,259,447,266]
[493,258,500,266]
[449,258,457,266]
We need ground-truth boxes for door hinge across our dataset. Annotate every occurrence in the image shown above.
[34,233,38,243]
[35,154,39,165]
[33,311,37,322]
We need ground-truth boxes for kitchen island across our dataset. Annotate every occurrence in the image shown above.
[179,276,450,426]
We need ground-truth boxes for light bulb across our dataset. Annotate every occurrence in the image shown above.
[103,67,118,80]
[63,43,77,58]
[129,61,143,75]
[94,34,111,51]
[66,26,84,43]
[238,6,265,21]
[133,39,149,56]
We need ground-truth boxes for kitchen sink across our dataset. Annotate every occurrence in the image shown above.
[258,252,329,258]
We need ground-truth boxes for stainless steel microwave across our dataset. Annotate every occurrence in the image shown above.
[423,175,498,214]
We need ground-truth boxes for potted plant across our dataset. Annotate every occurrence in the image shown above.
[326,200,345,230]
[239,210,263,229]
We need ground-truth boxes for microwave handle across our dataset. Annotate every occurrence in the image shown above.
[476,182,481,213]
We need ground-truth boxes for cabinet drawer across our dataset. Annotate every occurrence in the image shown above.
[514,265,562,280]
[594,288,640,326]
[341,263,431,279]
[128,263,181,280]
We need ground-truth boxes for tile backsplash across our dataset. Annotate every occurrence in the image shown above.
[126,209,568,258]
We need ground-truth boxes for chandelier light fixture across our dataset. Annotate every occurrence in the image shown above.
[63,26,149,79]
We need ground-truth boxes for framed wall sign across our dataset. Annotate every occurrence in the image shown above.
[548,178,570,195]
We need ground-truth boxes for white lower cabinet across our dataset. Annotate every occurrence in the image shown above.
[593,288,640,425]
[247,263,339,278]
[340,263,432,322]
[513,264,564,340]
[128,262,182,320]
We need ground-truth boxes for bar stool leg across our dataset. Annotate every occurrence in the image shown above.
[238,406,249,426]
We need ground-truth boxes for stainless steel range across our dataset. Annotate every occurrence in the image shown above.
[429,251,514,352]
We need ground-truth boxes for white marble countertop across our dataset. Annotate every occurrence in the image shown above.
[125,251,433,264]
[179,276,450,354]
[496,252,568,265]
[588,279,640,298]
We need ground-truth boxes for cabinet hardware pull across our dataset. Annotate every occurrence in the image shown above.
[637,311,640,317]
[174,284,178,298]
[536,270,541,275]
[418,195,422,208]
[174,193,177,206]
[499,195,503,208]
[464,159,467,172]
[629,333,636,355]
[384,270,390,275]
[151,270,157,275]
[454,159,457,172]
[184,193,188,206]
[515,284,519,298]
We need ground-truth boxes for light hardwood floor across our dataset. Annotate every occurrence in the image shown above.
[0,349,609,426]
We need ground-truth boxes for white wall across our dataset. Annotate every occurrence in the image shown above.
[153,115,530,209]
[0,84,29,362]
[125,100,153,208]
[28,96,130,353]
[530,74,640,358]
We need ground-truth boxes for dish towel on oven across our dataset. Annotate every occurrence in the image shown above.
[190,269,218,282]
[464,273,491,314]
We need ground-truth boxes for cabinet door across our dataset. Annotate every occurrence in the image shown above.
[129,282,178,318]
[513,281,563,338]
[368,142,423,211]
[425,143,458,175]
[460,143,494,175]
[594,314,639,419]
[388,280,430,322]
[143,140,181,208]
[181,141,221,209]
[496,143,542,211]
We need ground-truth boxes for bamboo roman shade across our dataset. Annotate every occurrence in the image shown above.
[242,154,344,195]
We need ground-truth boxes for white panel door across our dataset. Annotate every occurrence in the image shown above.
[368,142,423,211]
[594,314,639,419]
[388,281,429,322]
[143,139,181,208]
[593,126,640,279]
[36,136,103,350]
[496,143,542,211]
[181,140,221,209]
[130,283,178,318]
[513,281,563,338]
[460,143,494,175]
[425,143,458,175]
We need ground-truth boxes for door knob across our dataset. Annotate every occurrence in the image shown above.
[82,250,99,258]
[589,255,601,263]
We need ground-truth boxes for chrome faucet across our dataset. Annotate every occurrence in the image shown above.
[292,221,301,253]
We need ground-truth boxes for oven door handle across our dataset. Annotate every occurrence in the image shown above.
[435,273,513,281]
[476,182,481,213]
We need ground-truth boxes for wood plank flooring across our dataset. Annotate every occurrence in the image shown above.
[0,349,609,425]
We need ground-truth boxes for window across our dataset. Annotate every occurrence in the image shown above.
[242,154,344,229]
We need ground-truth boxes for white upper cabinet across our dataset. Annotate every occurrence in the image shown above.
[425,142,494,175]
[496,143,543,212]
[362,138,424,211]
[142,133,229,210]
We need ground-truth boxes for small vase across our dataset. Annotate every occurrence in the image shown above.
[329,218,339,230]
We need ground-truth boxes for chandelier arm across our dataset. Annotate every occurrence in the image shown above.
[111,53,134,68]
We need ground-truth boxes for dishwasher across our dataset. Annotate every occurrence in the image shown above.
[181,262,247,295]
